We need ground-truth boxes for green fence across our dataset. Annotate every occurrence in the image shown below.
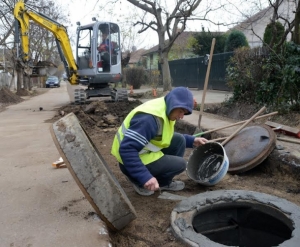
[169,52,233,91]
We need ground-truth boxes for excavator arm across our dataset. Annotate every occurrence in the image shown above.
[13,0,78,85]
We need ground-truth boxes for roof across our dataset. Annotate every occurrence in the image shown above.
[231,5,273,31]
[128,48,147,64]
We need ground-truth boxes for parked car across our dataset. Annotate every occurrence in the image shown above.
[45,76,60,88]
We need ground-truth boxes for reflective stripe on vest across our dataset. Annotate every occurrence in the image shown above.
[116,123,162,154]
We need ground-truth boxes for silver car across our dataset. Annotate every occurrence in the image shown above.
[45,76,60,88]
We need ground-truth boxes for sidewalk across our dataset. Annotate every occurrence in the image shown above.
[0,82,111,247]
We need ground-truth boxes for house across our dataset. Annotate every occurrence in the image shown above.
[141,31,198,70]
[127,47,147,68]
[233,0,296,48]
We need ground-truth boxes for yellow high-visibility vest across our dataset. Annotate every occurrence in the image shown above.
[111,97,175,165]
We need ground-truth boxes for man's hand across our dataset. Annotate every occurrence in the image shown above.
[144,177,159,191]
[193,137,208,147]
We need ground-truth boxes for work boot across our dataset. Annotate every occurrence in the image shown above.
[160,180,185,191]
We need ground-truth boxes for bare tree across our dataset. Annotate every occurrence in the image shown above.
[127,0,203,91]
[28,0,69,65]
[234,0,299,49]
[267,0,299,48]
[292,0,299,44]
[0,0,70,91]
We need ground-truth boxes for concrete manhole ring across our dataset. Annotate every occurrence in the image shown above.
[171,190,300,247]
[51,113,137,231]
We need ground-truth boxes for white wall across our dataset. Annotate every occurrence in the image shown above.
[237,0,296,48]
[0,73,12,89]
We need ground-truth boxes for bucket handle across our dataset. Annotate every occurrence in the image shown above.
[221,106,266,146]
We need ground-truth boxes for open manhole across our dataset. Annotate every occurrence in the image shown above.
[171,190,300,247]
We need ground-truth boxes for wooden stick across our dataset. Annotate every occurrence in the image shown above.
[277,136,300,144]
[198,38,216,129]
[193,111,278,137]
[208,137,228,142]
[221,106,266,146]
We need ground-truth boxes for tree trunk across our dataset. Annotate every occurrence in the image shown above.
[293,1,300,44]
[37,77,41,88]
[9,70,16,90]
[28,75,32,90]
[24,75,29,90]
[160,52,172,91]
[16,69,22,92]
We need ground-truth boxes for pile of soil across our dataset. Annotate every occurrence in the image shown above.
[0,87,23,104]
[50,97,300,247]
[50,100,142,128]
[129,89,166,99]
[0,87,25,113]
[16,88,31,96]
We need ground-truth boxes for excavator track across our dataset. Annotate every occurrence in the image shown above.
[111,88,128,101]
[67,83,128,103]
[74,88,86,104]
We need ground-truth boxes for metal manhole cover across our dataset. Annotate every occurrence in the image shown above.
[224,124,276,174]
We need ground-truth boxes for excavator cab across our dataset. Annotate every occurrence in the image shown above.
[76,21,125,99]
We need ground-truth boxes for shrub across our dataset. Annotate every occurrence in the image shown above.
[263,21,285,47]
[226,47,267,102]
[226,42,300,112]
[123,67,146,89]
[224,30,249,52]
[191,31,228,55]
[144,69,161,87]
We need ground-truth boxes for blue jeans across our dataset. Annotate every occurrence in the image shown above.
[119,132,186,187]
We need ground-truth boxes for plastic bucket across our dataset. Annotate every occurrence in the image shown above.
[186,142,229,186]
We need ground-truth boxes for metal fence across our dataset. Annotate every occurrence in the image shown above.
[169,52,233,91]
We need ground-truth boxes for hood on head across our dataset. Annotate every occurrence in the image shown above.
[165,87,194,116]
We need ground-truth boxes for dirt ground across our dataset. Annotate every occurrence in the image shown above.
[50,99,300,247]
[1,88,300,246]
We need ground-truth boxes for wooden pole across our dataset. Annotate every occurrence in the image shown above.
[193,111,278,137]
[277,137,300,144]
[208,137,227,143]
[221,106,266,146]
[197,38,216,129]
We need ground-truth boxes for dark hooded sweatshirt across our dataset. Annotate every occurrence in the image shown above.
[119,87,195,185]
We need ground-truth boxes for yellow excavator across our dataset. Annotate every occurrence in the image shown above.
[13,0,128,102]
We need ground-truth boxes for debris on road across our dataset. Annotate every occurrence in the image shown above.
[266,120,300,138]
[52,157,66,168]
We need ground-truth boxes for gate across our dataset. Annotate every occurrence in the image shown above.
[169,52,233,91]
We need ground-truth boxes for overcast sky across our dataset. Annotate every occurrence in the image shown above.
[58,0,270,50]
